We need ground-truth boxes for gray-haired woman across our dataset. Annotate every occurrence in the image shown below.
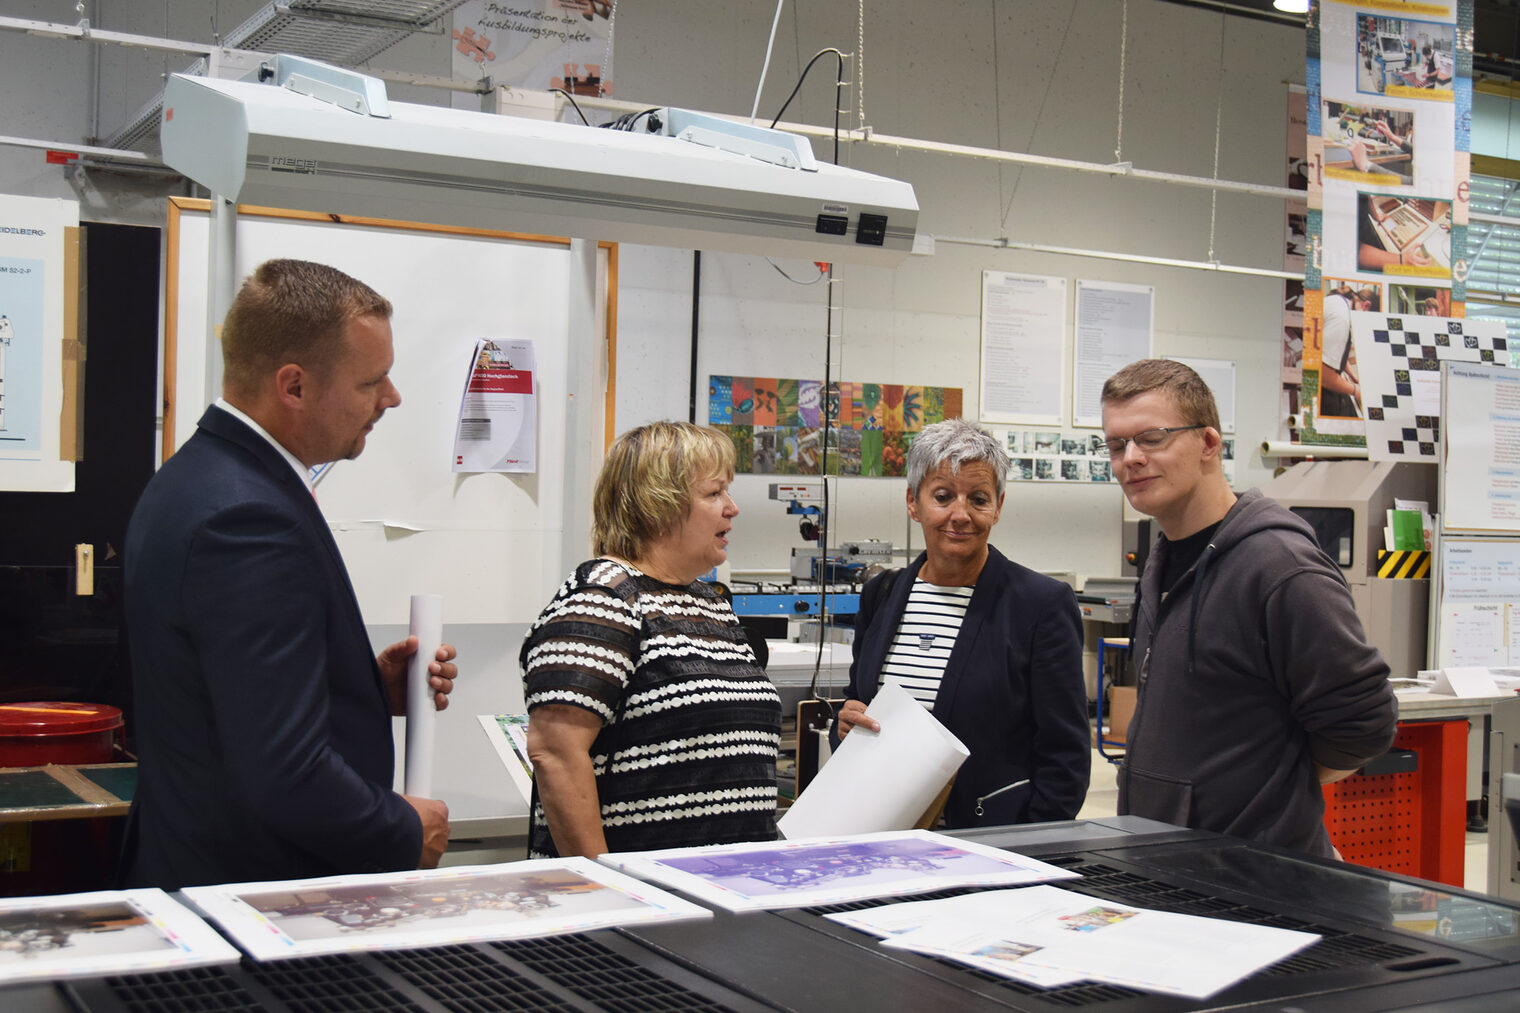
[837,418,1090,828]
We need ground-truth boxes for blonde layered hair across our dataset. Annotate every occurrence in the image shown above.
[593,422,736,561]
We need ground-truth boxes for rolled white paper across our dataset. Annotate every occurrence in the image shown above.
[404,594,443,797]
[778,683,969,839]
[1260,439,1368,460]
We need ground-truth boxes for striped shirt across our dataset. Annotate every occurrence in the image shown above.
[521,559,782,857]
[879,579,974,707]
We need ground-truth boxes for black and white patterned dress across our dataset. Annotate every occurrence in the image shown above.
[521,559,782,857]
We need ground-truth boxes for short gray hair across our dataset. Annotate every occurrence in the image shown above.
[905,418,1009,494]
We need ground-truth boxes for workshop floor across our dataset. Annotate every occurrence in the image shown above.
[1078,749,1493,895]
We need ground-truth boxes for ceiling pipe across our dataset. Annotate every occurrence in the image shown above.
[565,93,1302,202]
[0,13,214,56]
[932,233,1304,280]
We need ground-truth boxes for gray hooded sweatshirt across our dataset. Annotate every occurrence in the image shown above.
[1117,489,1398,858]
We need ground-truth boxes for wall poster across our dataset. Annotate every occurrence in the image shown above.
[709,376,963,477]
[1302,0,1471,446]
[0,193,77,492]
[450,0,615,105]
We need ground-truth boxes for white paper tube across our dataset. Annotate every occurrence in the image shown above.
[1260,440,1368,460]
[404,593,443,796]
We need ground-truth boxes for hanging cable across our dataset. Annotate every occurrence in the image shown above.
[807,263,839,716]
[770,48,845,164]
[1000,3,1078,230]
[750,0,787,124]
[1115,0,1129,163]
[601,107,663,132]
[766,259,828,284]
[552,88,591,125]
[1208,15,1226,264]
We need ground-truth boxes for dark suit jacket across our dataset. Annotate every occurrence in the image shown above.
[120,405,420,889]
[845,545,1090,828]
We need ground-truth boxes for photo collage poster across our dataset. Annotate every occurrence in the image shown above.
[709,376,963,477]
[993,428,1237,486]
[1301,0,1472,445]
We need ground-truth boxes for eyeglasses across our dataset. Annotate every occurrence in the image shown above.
[1102,425,1205,457]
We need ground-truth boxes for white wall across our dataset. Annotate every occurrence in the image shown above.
[0,0,1305,586]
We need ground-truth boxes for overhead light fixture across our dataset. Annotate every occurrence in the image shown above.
[1273,0,1310,13]
[159,56,919,266]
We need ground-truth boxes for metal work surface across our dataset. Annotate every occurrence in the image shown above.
[8,817,1520,1012]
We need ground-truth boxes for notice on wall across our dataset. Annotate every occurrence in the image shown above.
[0,194,77,492]
[453,338,537,473]
[1441,361,1520,532]
[979,272,1065,426]
[1072,280,1153,428]
[1437,536,1520,666]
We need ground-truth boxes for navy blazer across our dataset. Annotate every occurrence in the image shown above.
[845,545,1090,828]
[120,406,420,889]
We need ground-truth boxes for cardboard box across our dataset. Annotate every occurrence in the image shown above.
[1107,686,1138,743]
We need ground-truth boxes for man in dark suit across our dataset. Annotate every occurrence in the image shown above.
[122,259,455,889]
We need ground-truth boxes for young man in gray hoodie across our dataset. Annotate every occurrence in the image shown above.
[1101,359,1396,858]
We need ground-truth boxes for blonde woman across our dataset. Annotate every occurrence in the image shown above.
[522,422,781,858]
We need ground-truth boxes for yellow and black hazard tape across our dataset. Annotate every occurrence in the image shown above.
[1376,550,1431,579]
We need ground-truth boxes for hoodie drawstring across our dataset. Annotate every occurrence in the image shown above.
[1188,542,1219,677]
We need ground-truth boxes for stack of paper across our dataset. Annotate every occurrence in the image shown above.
[826,885,1319,1000]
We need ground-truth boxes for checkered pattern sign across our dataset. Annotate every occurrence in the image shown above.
[1351,311,1512,462]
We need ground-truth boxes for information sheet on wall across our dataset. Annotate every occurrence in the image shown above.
[1441,361,1520,532]
[979,272,1066,426]
[453,338,537,473]
[1437,537,1520,667]
[0,194,77,492]
[1071,280,1153,428]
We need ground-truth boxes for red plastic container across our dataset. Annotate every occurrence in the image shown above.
[0,702,123,766]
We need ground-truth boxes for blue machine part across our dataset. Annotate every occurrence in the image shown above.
[731,593,860,616]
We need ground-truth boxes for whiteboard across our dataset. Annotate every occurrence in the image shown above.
[166,199,614,628]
